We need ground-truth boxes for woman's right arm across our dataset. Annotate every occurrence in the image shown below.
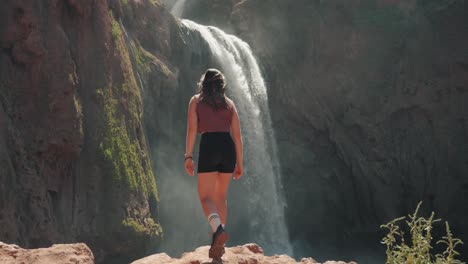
[230,102,243,179]
[185,96,198,176]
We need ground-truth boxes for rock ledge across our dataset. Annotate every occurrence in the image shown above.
[131,243,357,264]
[0,241,94,264]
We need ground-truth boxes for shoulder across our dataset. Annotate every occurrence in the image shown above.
[225,96,235,106]
[192,94,201,101]
[190,94,201,105]
[189,94,200,111]
[225,96,236,111]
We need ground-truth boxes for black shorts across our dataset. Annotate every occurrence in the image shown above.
[198,132,236,173]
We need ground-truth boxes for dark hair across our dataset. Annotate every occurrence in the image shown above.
[198,68,229,110]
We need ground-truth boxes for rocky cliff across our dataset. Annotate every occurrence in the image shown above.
[0,0,182,262]
[182,0,468,262]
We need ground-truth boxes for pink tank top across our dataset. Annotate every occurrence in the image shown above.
[196,96,233,133]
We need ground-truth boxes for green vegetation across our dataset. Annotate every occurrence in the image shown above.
[110,11,123,40]
[149,0,160,7]
[131,43,172,77]
[95,8,159,203]
[132,44,154,74]
[109,10,145,121]
[96,82,159,237]
[381,202,464,264]
[68,73,77,86]
[73,94,83,136]
[96,85,158,200]
[73,95,81,113]
[98,87,136,189]
[96,8,162,242]
[122,217,162,237]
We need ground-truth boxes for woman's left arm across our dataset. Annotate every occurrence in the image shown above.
[185,96,198,176]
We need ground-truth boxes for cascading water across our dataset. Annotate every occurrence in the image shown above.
[178,18,293,255]
[170,0,186,18]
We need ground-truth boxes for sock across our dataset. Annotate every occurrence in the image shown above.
[222,224,225,229]
[208,213,221,232]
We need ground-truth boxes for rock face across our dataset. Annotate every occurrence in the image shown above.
[0,241,94,264]
[0,0,228,261]
[132,243,356,264]
[179,0,468,261]
[0,0,182,262]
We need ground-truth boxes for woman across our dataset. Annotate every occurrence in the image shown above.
[184,68,243,260]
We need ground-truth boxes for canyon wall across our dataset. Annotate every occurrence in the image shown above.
[0,0,181,262]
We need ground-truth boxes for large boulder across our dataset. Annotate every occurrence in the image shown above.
[0,242,94,264]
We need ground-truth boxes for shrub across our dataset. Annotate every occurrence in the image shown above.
[381,202,464,264]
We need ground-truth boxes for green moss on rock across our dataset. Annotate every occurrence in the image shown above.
[122,217,162,237]
[92,9,161,242]
[111,17,123,40]
[96,84,157,202]
[131,42,174,78]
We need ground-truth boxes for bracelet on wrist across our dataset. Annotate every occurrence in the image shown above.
[184,156,193,161]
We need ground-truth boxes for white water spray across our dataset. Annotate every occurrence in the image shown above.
[170,0,187,17]
[180,19,292,255]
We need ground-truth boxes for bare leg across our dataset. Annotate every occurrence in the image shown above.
[198,172,218,219]
[215,172,232,227]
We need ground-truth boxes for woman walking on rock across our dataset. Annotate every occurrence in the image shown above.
[184,68,243,261]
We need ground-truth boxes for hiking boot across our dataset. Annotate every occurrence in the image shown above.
[209,225,228,259]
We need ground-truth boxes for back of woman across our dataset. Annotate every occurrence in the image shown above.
[196,95,233,134]
[184,68,243,262]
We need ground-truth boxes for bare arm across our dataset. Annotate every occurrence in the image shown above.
[230,102,243,178]
[185,96,198,175]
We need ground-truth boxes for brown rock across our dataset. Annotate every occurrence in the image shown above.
[0,0,174,261]
[131,243,355,264]
[0,241,94,264]
[225,0,468,258]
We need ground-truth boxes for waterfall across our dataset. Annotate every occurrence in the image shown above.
[170,0,187,17]
[179,19,293,255]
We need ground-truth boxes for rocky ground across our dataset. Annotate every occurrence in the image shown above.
[0,241,94,264]
[133,243,356,264]
[0,241,354,264]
